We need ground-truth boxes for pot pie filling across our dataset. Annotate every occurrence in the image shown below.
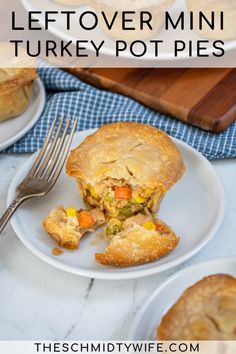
[80,178,164,220]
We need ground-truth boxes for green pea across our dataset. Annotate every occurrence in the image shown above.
[106,224,121,236]
[105,192,113,203]
[120,206,132,218]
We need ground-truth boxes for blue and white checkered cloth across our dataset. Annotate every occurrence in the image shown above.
[4,66,236,160]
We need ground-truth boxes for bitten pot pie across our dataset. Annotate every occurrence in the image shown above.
[43,206,105,249]
[157,274,236,340]
[96,213,179,267]
[66,122,185,221]
[186,0,236,40]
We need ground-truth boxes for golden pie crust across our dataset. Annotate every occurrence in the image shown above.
[95,213,179,267]
[0,67,37,122]
[66,122,185,214]
[0,42,37,122]
[157,274,236,340]
[66,122,184,190]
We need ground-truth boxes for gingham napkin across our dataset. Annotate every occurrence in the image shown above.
[4,66,236,160]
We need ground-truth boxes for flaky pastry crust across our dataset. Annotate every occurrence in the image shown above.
[95,214,179,267]
[157,274,236,340]
[66,122,185,192]
[0,42,37,122]
[43,207,105,249]
[0,68,37,122]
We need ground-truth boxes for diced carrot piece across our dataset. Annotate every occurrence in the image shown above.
[78,211,95,228]
[115,185,132,200]
[52,248,63,256]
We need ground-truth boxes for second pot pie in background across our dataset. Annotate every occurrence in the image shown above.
[66,122,185,221]
[157,274,236,340]
[0,42,37,122]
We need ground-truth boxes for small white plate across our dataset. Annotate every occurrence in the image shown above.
[129,256,236,340]
[0,79,46,151]
[7,130,224,280]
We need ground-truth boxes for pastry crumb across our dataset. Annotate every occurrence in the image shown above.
[96,232,107,241]
[91,240,98,246]
[52,247,63,256]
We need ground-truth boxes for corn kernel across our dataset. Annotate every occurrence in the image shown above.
[145,188,154,195]
[90,187,98,199]
[133,195,147,204]
[143,221,156,231]
[66,207,77,217]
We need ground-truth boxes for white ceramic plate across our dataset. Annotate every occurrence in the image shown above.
[0,79,46,151]
[129,256,236,340]
[21,0,236,61]
[7,130,224,280]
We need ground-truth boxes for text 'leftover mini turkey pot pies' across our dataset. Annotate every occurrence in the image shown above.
[0,42,37,122]
[66,122,185,221]
[53,0,175,41]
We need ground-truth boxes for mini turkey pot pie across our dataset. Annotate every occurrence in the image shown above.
[0,67,37,122]
[157,274,236,340]
[96,213,179,267]
[0,43,37,122]
[66,122,185,221]
[43,207,105,249]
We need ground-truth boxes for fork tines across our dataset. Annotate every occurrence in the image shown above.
[27,114,78,183]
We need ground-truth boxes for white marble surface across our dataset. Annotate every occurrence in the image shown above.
[0,154,235,341]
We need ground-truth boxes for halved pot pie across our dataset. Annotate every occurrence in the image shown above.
[96,213,179,267]
[66,122,185,221]
[43,206,105,249]
[0,42,37,122]
[157,274,236,340]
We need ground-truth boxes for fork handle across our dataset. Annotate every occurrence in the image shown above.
[0,198,24,234]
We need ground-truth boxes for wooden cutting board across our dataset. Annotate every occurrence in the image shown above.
[68,68,236,133]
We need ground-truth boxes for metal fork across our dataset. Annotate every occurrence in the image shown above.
[0,115,78,234]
